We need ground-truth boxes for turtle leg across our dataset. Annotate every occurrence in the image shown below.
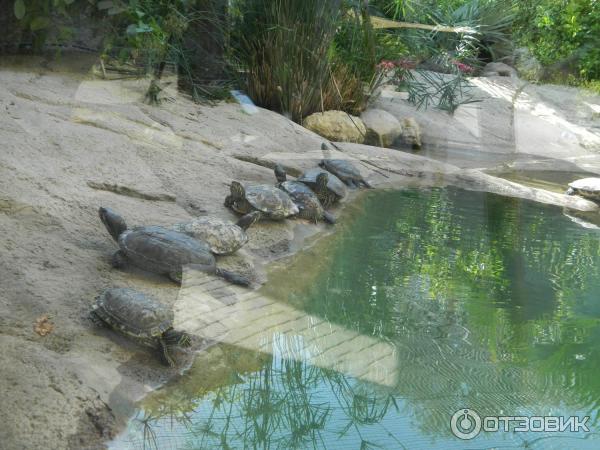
[168,270,183,284]
[360,178,373,189]
[215,268,251,287]
[310,209,320,225]
[163,329,192,347]
[111,250,127,269]
[348,179,358,189]
[318,193,330,209]
[322,211,336,225]
[158,338,175,367]
[237,211,262,230]
[88,310,107,328]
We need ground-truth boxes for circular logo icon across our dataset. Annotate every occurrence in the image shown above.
[451,408,482,440]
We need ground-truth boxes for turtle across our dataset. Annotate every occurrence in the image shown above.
[566,178,600,201]
[89,288,191,367]
[273,165,335,224]
[319,159,372,188]
[224,182,299,220]
[171,211,261,255]
[99,207,250,286]
[297,168,347,208]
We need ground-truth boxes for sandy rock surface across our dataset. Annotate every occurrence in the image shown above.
[1,54,599,450]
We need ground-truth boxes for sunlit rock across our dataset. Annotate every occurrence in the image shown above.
[303,110,366,144]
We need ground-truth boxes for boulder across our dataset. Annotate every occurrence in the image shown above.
[361,109,403,147]
[303,110,366,144]
[481,62,518,78]
[514,47,543,81]
[395,117,422,149]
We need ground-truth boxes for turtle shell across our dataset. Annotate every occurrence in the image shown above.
[322,159,362,181]
[567,178,600,200]
[298,168,347,199]
[119,226,215,274]
[244,185,299,219]
[172,217,248,255]
[279,181,324,215]
[93,288,172,340]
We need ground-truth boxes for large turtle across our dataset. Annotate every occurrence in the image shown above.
[274,165,335,224]
[171,211,261,255]
[90,288,190,367]
[224,182,299,220]
[99,207,249,286]
[566,178,600,201]
[319,159,372,188]
[297,168,347,208]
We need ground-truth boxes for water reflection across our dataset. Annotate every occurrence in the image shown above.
[114,188,600,449]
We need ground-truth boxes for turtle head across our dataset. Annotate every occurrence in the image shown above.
[236,211,261,230]
[230,181,245,201]
[274,164,287,183]
[99,207,127,242]
[316,172,329,194]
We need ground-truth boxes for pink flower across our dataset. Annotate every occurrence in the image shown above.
[376,60,396,71]
[451,60,474,74]
[377,58,417,72]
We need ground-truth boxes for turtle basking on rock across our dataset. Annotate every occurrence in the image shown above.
[298,168,347,208]
[99,207,250,286]
[171,211,261,255]
[90,288,190,367]
[274,165,335,224]
[224,182,299,220]
[319,159,372,188]
[566,178,600,201]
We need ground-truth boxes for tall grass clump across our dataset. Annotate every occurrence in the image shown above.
[231,0,367,122]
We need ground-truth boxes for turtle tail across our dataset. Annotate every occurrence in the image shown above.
[215,268,251,287]
[361,179,373,189]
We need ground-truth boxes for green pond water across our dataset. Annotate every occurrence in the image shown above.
[112,187,600,449]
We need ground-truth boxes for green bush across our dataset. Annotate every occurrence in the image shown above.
[332,8,409,82]
[231,0,368,122]
[514,0,600,80]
